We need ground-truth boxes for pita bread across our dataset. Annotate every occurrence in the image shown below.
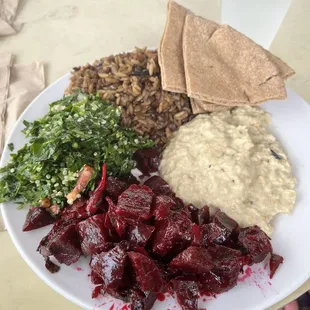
[265,50,295,80]
[191,98,229,113]
[159,1,191,93]
[183,19,288,105]
[158,1,295,114]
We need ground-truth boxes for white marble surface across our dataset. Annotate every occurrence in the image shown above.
[0,0,309,310]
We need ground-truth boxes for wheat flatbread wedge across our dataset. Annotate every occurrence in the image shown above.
[159,1,191,93]
[183,18,287,105]
[191,99,229,113]
[265,50,295,80]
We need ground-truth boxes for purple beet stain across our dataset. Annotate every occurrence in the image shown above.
[238,266,252,282]
[268,281,272,286]
[109,304,115,310]
[157,292,166,301]
[76,267,83,271]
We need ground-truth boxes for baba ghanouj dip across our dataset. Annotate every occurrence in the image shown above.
[160,106,296,235]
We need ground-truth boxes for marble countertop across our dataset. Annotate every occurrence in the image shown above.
[0,0,309,309]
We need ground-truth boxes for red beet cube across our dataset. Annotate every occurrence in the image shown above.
[199,244,242,295]
[90,242,128,290]
[47,222,81,265]
[170,246,214,274]
[45,257,60,274]
[172,280,199,310]
[200,223,226,246]
[127,222,155,247]
[152,195,175,220]
[106,176,128,200]
[116,184,154,220]
[144,176,173,196]
[133,148,161,175]
[23,206,55,231]
[269,253,284,279]
[187,205,210,226]
[212,211,239,238]
[106,197,127,239]
[90,270,104,285]
[128,251,163,292]
[238,226,272,264]
[130,288,157,310]
[59,198,88,222]
[186,205,199,223]
[197,206,210,225]
[191,224,202,246]
[76,213,111,256]
[152,212,193,257]
[199,258,240,296]
[208,244,242,262]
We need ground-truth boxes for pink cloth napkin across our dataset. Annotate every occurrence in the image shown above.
[0,54,45,231]
[0,0,22,36]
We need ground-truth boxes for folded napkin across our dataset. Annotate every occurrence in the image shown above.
[0,54,45,231]
[0,0,22,36]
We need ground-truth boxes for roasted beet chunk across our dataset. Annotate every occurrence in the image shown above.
[130,288,157,310]
[199,258,240,296]
[269,253,284,279]
[170,246,213,274]
[124,173,140,185]
[133,148,161,175]
[106,176,128,200]
[144,176,172,196]
[23,206,55,231]
[152,211,193,258]
[186,205,199,224]
[212,211,239,238]
[90,242,128,290]
[172,280,199,310]
[197,206,210,225]
[76,213,111,255]
[238,226,272,264]
[186,205,210,225]
[38,220,81,265]
[199,271,227,296]
[49,225,81,265]
[106,197,127,239]
[128,222,155,248]
[208,244,242,262]
[191,224,202,246]
[152,195,175,220]
[59,198,88,222]
[45,257,60,273]
[199,223,225,246]
[116,185,154,220]
[128,251,163,292]
[199,245,242,295]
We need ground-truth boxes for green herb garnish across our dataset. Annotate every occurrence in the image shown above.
[8,143,14,152]
[0,92,153,208]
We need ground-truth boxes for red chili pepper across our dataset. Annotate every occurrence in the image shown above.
[86,163,107,216]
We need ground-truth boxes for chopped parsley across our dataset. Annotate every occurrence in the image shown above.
[8,143,14,152]
[0,93,154,208]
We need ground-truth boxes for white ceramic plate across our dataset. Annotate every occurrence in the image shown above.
[1,73,310,310]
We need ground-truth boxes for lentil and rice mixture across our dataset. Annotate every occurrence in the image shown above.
[66,48,193,148]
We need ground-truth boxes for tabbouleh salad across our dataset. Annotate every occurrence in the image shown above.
[0,93,153,209]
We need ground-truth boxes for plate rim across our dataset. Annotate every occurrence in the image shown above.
[1,73,310,310]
